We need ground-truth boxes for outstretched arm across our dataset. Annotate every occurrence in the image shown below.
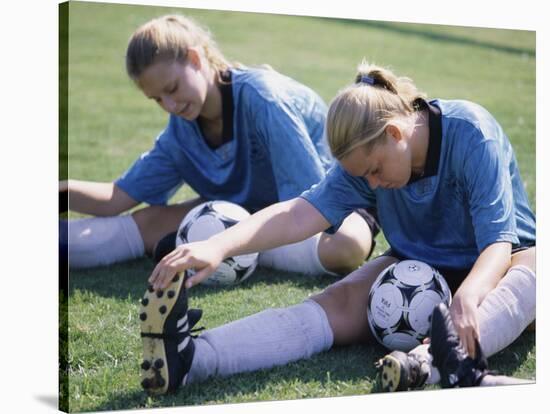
[60,179,139,216]
[149,197,330,289]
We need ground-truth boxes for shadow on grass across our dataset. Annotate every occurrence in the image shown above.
[321,17,535,58]
[88,327,536,413]
[89,343,389,412]
[489,330,535,377]
[68,259,337,302]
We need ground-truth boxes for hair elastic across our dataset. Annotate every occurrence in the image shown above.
[358,75,375,85]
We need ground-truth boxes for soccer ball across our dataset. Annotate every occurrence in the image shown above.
[176,201,259,287]
[367,260,452,352]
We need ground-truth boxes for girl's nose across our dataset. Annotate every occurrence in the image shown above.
[367,175,379,190]
[161,95,177,113]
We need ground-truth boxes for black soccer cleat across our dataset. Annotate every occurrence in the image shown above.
[153,231,178,264]
[376,350,429,392]
[139,272,201,395]
[429,303,489,388]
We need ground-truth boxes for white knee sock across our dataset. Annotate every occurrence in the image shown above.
[477,265,536,357]
[187,299,334,383]
[258,234,337,276]
[410,344,441,385]
[68,215,145,269]
[480,375,533,386]
[412,265,536,385]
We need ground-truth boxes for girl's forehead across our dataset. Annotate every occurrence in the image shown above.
[138,60,179,88]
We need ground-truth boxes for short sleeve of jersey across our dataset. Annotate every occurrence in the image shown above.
[253,90,328,201]
[115,127,184,206]
[300,164,376,234]
[464,138,519,251]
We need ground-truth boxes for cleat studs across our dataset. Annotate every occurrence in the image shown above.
[141,298,149,306]
[167,290,175,299]
[139,312,147,321]
[141,360,151,370]
[383,373,388,380]
[141,378,151,389]
[156,290,164,298]
[154,359,164,369]
[158,377,166,387]
[148,285,154,293]
[172,275,180,283]
[159,305,167,314]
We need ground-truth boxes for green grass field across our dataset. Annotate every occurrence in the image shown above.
[61,2,536,412]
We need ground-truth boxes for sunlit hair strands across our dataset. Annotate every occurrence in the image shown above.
[327,61,427,160]
[126,14,239,81]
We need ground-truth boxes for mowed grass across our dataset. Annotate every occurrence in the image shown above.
[62,2,536,412]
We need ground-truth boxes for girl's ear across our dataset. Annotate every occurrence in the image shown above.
[385,124,403,142]
[187,47,202,70]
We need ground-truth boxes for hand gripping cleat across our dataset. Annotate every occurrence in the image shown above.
[429,303,490,388]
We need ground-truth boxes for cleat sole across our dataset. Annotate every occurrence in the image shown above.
[139,272,186,395]
[378,354,408,392]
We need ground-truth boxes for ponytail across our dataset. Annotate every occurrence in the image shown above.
[327,61,427,159]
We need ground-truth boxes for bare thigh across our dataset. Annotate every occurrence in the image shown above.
[132,197,205,254]
[311,255,399,346]
[511,246,536,273]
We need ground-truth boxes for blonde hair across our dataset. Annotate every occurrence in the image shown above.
[126,14,238,80]
[327,61,427,160]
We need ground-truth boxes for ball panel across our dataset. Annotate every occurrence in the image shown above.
[407,290,444,335]
[370,283,405,329]
[393,260,434,286]
[433,272,453,306]
[233,252,259,268]
[382,331,422,352]
[186,215,226,242]
[210,200,250,221]
[196,262,238,286]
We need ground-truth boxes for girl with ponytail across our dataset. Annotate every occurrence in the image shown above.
[144,60,535,395]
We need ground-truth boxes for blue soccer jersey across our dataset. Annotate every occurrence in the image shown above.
[116,67,332,212]
[301,99,536,270]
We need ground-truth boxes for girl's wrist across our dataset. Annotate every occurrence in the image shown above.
[209,233,234,259]
[453,287,481,306]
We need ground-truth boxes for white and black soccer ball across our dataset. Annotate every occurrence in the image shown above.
[176,201,259,287]
[367,260,452,352]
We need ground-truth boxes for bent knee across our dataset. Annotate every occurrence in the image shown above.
[319,231,371,275]
[311,282,370,344]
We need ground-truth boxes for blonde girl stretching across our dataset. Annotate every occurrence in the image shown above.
[139,61,535,394]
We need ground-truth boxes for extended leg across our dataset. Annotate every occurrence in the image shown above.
[66,198,202,269]
[141,256,396,393]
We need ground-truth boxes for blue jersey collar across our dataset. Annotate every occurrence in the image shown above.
[407,98,442,184]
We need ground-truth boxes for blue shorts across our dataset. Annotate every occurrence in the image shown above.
[354,208,381,260]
